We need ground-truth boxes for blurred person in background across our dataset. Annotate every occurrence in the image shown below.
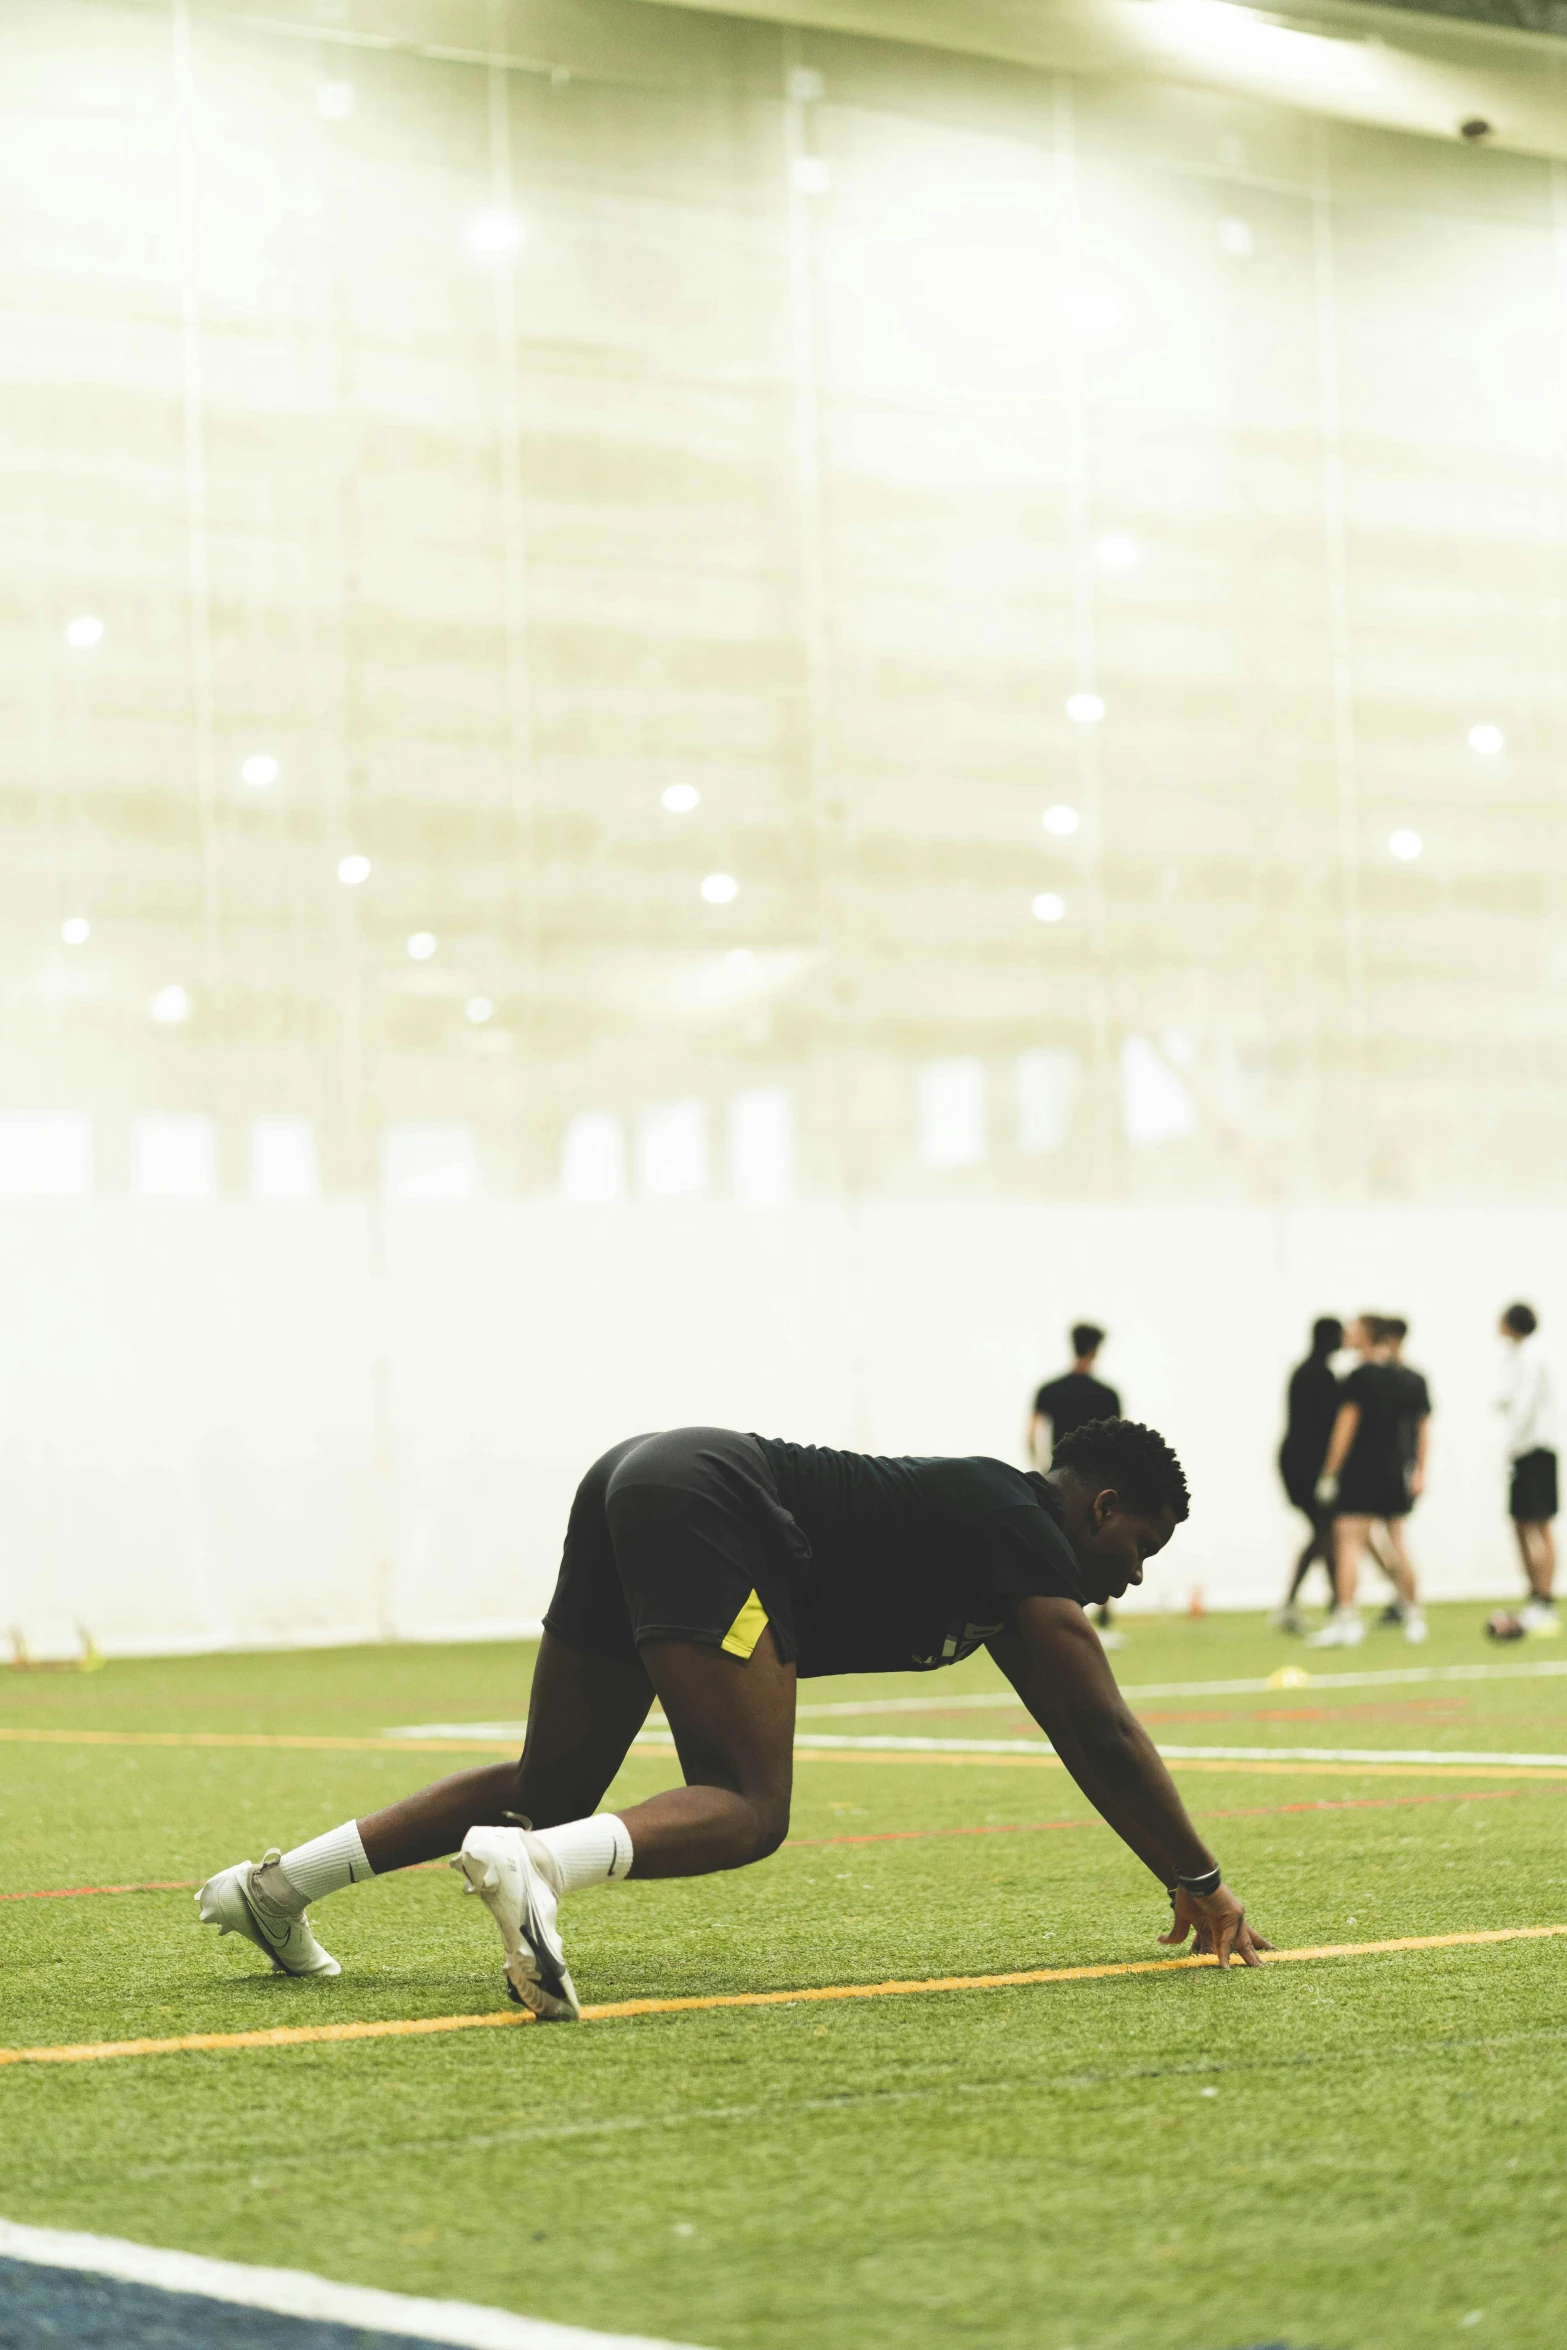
[1272,1315,1344,1633]
[1488,1302,1558,1641]
[1372,1317,1432,1629]
[1309,1315,1427,1648]
[1030,1324,1124,1645]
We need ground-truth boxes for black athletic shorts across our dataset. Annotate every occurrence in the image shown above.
[1334,1464,1409,1520]
[1510,1447,1559,1523]
[542,1428,811,1667]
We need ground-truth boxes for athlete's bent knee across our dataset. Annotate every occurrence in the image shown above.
[746,1794,790,1862]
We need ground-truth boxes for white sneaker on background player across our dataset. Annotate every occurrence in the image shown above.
[455,1825,581,2021]
[1307,1608,1365,1649]
[1402,1607,1429,1644]
[195,1850,340,1977]
[1520,1598,1561,1636]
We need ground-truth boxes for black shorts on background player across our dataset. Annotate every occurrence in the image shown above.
[543,1426,1086,1679]
[1334,1362,1409,1520]
[1510,1448,1559,1524]
[1034,1371,1120,1444]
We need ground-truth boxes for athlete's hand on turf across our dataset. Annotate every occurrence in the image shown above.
[1159,1884,1272,1969]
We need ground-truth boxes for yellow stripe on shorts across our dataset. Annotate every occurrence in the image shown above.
[721,1588,770,1659]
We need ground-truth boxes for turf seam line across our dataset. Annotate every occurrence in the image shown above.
[4,1925,1563,2068]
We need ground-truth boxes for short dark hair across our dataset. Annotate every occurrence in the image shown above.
[1312,1317,1343,1352]
[1504,1302,1538,1338]
[1362,1314,1397,1344]
[1052,1416,1190,1524]
[1383,1316,1408,1342]
[1071,1322,1105,1358]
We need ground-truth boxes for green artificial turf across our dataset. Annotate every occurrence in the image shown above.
[3,1607,1567,2350]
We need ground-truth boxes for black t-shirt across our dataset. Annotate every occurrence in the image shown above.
[1032,1371,1120,1440]
[1280,1355,1339,1500]
[1339,1362,1407,1484]
[1392,1364,1432,1466]
[754,1439,1085,1678]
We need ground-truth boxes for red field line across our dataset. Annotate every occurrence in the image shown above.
[4,1785,1537,1903]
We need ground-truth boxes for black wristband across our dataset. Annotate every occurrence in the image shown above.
[1172,1865,1222,1900]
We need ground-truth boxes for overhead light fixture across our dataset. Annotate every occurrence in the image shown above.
[316,81,354,121]
[792,157,831,195]
[701,873,738,904]
[662,785,701,814]
[406,932,437,961]
[1042,805,1080,837]
[467,209,524,258]
[150,984,191,1025]
[64,615,103,649]
[1032,893,1066,924]
[1468,723,1504,756]
[1388,829,1423,862]
[1094,535,1141,572]
[1066,692,1106,725]
[1217,216,1254,257]
[240,753,279,787]
[465,995,494,1025]
[60,917,91,945]
[337,854,371,887]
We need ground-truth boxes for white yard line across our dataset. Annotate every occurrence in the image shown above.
[385,1653,1567,1748]
[619,1730,1567,1767]
[0,2219,693,2350]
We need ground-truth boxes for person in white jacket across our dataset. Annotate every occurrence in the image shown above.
[1493,1303,1558,1638]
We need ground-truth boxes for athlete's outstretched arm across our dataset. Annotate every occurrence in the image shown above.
[987,1596,1270,1968]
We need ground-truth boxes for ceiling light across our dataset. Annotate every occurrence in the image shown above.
[240,753,279,787]
[788,66,825,102]
[1042,805,1080,837]
[662,784,701,814]
[150,984,190,1025]
[792,157,831,195]
[64,615,103,649]
[1388,829,1423,862]
[407,931,437,961]
[316,81,354,120]
[60,917,90,945]
[1062,291,1122,337]
[1217,216,1254,257]
[1468,723,1504,756]
[1032,893,1066,924]
[1094,534,1141,571]
[465,995,494,1024]
[1066,692,1105,725]
[467,209,524,258]
[701,873,738,905]
[337,854,371,887]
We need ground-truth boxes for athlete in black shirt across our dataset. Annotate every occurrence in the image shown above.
[1028,1323,1121,1464]
[197,1418,1268,2007]
[1273,1316,1343,1630]
[1311,1317,1427,1649]
[1030,1325,1124,1641]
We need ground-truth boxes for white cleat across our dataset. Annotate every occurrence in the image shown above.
[1520,1599,1561,1636]
[1307,1609,1365,1650]
[195,1850,340,1977]
[454,1826,580,2022]
[1403,1609,1429,1644]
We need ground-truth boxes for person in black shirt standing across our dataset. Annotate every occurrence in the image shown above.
[1029,1325,1125,1644]
[1272,1316,1344,1633]
[196,1417,1269,2007]
[1310,1317,1427,1649]
[1029,1323,1121,1464]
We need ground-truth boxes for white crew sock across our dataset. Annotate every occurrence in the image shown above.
[527,1814,633,1897]
[269,1820,374,1910]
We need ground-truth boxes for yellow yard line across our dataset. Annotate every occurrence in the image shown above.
[4,1725,1567,1783]
[3,1925,1564,2070]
